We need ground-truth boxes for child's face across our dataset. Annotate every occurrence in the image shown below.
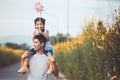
[35,21,44,31]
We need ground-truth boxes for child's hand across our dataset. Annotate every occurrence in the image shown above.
[38,30,42,34]
[27,50,32,56]
[47,52,55,63]
[35,29,42,35]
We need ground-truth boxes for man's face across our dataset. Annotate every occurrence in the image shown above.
[33,38,43,51]
[35,21,44,31]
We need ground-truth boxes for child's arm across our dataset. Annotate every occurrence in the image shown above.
[39,30,50,41]
[32,30,36,40]
[33,29,50,41]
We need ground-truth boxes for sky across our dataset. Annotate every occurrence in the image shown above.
[0,0,120,38]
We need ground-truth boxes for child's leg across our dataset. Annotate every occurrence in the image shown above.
[47,60,53,75]
[18,50,32,74]
[45,49,55,75]
[18,58,29,74]
[23,59,28,67]
[21,50,32,59]
[20,57,24,67]
[21,50,33,66]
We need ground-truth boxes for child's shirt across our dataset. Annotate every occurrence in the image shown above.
[33,29,53,50]
[43,29,53,50]
[32,29,55,57]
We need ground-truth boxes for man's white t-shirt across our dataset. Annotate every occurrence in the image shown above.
[27,54,49,80]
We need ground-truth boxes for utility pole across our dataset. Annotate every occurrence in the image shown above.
[67,0,69,41]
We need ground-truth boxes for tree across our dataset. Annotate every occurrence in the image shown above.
[4,42,22,49]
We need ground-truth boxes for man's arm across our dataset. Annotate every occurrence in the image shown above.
[52,61,59,77]
[47,53,59,77]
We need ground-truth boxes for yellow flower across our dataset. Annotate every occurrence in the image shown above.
[101,34,105,41]
[92,42,95,46]
[97,45,104,50]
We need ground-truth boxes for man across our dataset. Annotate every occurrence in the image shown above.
[27,35,58,80]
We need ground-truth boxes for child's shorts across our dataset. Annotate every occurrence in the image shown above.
[29,47,35,54]
[44,49,54,55]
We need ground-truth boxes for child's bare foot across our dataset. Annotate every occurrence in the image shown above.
[18,66,28,74]
[47,67,53,75]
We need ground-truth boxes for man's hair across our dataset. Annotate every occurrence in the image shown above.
[33,35,46,44]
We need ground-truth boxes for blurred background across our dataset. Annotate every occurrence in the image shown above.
[0,0,120,80]
[0,0,119,46]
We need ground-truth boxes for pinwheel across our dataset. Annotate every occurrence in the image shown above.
[34,1,44,15]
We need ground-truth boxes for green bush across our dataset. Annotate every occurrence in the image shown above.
[55,11,120,80]
[0,46,24,68]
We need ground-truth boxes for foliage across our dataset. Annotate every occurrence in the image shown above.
[50,33,68,45]
[54,8,120,80]
[0,46,24,68]
[4,42,30,50]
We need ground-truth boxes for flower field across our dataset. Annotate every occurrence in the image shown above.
[0,46,24,68]
[54,13,120,80]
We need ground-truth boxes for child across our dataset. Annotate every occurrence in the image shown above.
[18,17,55,75]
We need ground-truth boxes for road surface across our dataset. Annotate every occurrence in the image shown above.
[0,63,65,80]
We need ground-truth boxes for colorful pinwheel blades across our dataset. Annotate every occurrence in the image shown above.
[34,1,44,13]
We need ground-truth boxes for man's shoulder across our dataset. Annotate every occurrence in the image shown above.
[42,54,48,58]
[29,54,48,61]
[32,54,47,58]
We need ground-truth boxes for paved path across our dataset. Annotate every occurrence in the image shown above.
[0,63,65,80]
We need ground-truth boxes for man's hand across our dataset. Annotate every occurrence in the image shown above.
[47,52,55,63]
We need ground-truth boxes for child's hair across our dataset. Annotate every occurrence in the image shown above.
[34,17,46,32]
[34,17,45,26]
